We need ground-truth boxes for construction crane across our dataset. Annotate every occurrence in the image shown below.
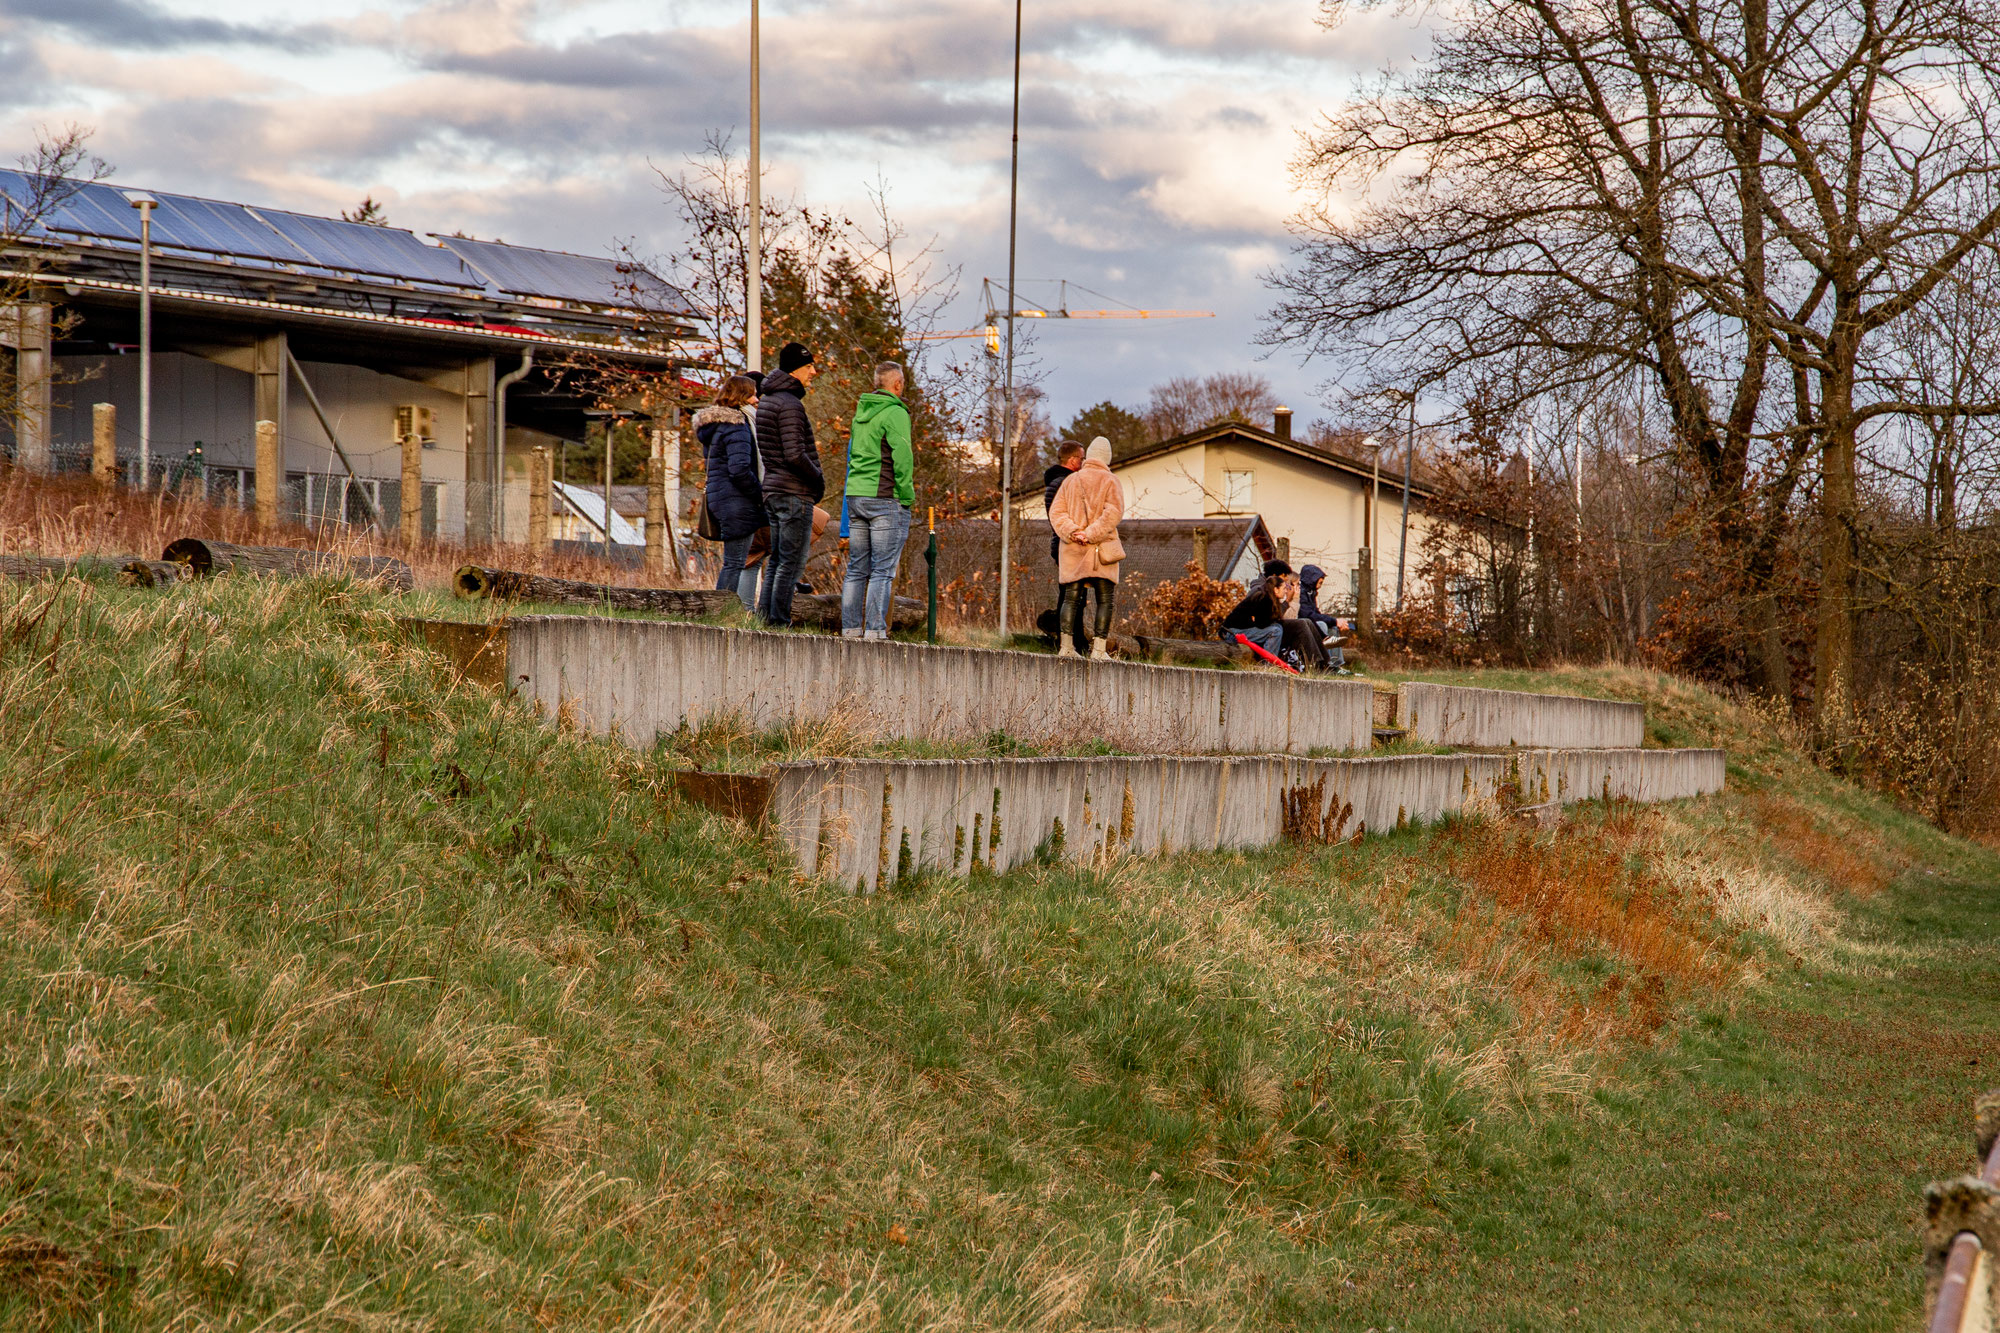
[910,278,1213,354]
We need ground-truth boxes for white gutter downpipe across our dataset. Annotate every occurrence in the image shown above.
[495,349,534,544]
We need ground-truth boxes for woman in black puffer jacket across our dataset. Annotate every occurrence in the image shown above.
[695,375,766,608]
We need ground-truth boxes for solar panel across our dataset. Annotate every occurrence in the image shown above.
[150,192,315,263]
[436,235,684,310]
[0,171,144,245]
[253,208,485,289]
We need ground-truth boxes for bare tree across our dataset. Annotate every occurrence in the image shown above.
[1270,0,2000,740]
[1,128,109,461]
[1145,372,1279,438]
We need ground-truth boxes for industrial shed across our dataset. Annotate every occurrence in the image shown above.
[0,172,695,542]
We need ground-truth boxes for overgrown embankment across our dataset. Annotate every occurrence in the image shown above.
[0,574,1993,1330]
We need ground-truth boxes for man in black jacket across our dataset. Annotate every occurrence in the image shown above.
[754,342,824,626]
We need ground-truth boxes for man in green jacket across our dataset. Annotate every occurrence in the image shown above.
[840,362,916,640]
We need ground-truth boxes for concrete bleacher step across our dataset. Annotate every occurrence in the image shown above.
[677,747,1727,892]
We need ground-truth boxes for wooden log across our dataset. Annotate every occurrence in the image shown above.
[1131,634,1254,665]
[787,592,927,631]
[0,554,149,583]
[162,539,415,591]
[454,565,737,617]
[121,560,191,588]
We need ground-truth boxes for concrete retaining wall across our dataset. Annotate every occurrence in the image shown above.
[1397,681,1645,749]
[765,747,1726,891]
[508,615,1376,755]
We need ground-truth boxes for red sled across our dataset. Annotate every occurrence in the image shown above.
[1233,633,1300,675]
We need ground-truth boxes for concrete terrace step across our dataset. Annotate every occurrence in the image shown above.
[1396,681,1645,749]
[506,616,1377,756]
[682,747,1727,892]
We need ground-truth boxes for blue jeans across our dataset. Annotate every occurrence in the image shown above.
[1231,624,1285,655]
[757,494,816,626]
[716,534,754,610]
[841,498,911,635]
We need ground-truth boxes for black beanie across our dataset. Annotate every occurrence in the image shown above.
[778,342,814,374]
[1262,559,1294,579]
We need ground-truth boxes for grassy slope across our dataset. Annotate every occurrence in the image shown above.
[1,575,1994,1330]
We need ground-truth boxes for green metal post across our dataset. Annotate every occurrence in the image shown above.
[925,507,939,645]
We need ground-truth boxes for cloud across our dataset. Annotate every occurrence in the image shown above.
[0,0,1429,415]
[0,0,329,49]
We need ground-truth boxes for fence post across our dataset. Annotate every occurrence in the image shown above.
[92,403,117,486]
[400,431,423,545]
[1923,1090,2000,1332]
[255,419,280,528]
[528,446,552,555]
[925,507,938,645]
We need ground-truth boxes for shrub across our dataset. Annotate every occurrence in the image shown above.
[1133,562,1243,639]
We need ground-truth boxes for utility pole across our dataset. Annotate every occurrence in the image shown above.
[747,0,762,374]
[998,0,1023,636]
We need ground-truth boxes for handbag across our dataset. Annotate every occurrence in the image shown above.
[1096,534,1126,564]
[695,497,722,542]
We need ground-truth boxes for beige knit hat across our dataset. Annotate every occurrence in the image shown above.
[1086,436,1112,465]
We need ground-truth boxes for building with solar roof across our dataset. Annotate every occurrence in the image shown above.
[0,172,697,542]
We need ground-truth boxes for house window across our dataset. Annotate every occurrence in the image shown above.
[1222,469,1254,511]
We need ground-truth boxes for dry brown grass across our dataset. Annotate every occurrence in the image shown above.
[0,465,696,591]
[1749,792,1897,897]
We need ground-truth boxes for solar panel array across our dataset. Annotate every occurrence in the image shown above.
[0,170,683,312]
[436,235,681,309]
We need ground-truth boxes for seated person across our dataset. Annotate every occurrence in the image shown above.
[1221,560,1329,672]
[1296,564,1355,674]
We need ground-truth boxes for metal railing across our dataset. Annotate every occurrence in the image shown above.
[1926,1092,2000,1331]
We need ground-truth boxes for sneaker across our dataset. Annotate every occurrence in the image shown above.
[841,628,864,640]
[1335,667,1354,676]
[864,630,888,642]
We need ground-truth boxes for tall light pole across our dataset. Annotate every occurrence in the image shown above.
[1383,387,1418,610]
[747,0,762,374]
[998,0,1023,636]
[124,190,157,488]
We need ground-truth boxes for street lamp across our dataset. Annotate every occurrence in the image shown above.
[1360,434,1380,621]
[1380,387,1419,610]
[122,190,157,488]
[747,0,762,374]
[998,0,1023,636]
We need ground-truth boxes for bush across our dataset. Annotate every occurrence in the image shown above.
[1133,562,1243,639]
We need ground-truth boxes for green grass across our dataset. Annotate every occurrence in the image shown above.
[0,575,1992,1329]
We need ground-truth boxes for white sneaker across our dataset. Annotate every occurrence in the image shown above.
[864,630,888,642]
[841,628,864,640]
[1089,637,1112,661]
[1055,638,1080,659]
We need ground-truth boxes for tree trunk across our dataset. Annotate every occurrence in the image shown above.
[1814,382,1859,750]
[455,566,736,616]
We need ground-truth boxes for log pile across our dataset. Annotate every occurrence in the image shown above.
[454,566,738,617]
[2,554,146,583]
[121,560,192,588]
[162,539,415,590]
[452,566,926,631]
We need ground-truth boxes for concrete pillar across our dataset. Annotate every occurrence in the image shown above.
[255,420,280,528]
[1277,535,1290,565]
[6,304,52,474]
[400,430,423,546]
[645,455,667,578]
[92,403,117,486]
[528,446,552,555]
[464,357,496,544]
[252,331,287,460]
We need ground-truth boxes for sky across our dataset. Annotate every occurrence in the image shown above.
[0,0,1428,428]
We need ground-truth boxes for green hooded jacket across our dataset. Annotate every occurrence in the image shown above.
[844,391,915,506]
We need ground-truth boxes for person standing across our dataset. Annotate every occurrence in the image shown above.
[1047,436,1125,660]
[753,342,823,626]
[694,375,765,611]
[841,362,916,640]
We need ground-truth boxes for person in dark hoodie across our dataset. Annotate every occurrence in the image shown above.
[753,342,824,626]
[1039,439,1087,651]
[694,375,765,610]
[1296,563,1354,673]
[840,362,916,640]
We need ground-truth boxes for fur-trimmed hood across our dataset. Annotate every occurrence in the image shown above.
[693,404,750,430]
